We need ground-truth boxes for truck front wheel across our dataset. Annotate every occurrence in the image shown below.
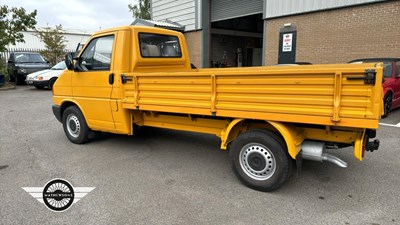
[62,106,89,144]
[229,129,291,192]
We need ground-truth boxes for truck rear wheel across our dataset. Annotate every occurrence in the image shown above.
[62,106,90,144]
[229,129,291,192]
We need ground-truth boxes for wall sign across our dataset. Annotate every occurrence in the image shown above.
[282,33,293,52]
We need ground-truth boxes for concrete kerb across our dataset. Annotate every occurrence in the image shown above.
[0,83,16,91]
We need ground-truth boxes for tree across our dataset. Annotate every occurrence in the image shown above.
[128,0,151,19]
[0,5,37,52]
[34,25,67,65]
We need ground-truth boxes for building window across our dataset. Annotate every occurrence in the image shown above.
[139,33,182,58]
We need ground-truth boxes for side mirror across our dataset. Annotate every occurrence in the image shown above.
[65,53,74,70]
[7,60,13,63]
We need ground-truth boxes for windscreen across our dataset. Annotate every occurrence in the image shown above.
[15,53,46,63]
[352,60,392,78]
[51,61,67,70]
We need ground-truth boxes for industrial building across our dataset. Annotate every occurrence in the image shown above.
[1,28,93,63]
[7,28,93,52]
[150,0,400,68]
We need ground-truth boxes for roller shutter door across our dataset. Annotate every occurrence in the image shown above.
[211,0,263,22]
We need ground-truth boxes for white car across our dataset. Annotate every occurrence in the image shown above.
[25,61,66,89]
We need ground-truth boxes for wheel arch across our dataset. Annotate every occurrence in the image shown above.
[59,100,85,123]
[49,77,58,82]
[221,119,304,159]
[48,77,58,89]
[384,89,393,98]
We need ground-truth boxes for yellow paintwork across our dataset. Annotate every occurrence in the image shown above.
[266,122,304,159]
[354,130,366,161]
[53,26,383,160]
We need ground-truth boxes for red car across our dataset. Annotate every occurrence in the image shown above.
[349,58,400,117]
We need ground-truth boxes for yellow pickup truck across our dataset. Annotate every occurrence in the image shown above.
[52,26,382,191]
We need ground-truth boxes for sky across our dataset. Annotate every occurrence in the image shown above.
[2,0,137,31]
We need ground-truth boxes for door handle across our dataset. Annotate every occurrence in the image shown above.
[121,74,133,84]
[109,73,114,85]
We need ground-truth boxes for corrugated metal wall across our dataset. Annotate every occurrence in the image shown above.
[265,0,386,18]
[211,0,263,22]
[151,0,386,30]
[152,0,201,31]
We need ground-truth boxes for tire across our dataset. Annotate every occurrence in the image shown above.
[9,72,15,82]
[15,73,24,85]
[48,78,57,90]
[229,129,292,192]
[62,106,90,144]
[382,94,392,118]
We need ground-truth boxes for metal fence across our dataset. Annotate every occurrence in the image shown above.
[0,48,75,64]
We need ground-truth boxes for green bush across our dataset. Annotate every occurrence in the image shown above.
[0,61,8,82]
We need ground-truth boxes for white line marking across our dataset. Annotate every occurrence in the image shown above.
[379,122,400,128]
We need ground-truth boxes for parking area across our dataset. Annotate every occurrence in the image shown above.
[1,86,399,225]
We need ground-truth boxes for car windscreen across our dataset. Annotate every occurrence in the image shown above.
[15,53,46,63]
[351,61,392,78]
[51,61,66,70]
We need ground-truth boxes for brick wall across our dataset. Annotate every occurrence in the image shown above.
[265,1,400,65]
[184,31,202,68]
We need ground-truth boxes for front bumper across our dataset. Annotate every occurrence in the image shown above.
[52,105,62,123]
[26,79,48,87]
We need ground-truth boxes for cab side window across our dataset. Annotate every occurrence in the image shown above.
[80,35,114,71]
[396,61,400,76]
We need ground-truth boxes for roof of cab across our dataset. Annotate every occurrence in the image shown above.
[91,25,182,36]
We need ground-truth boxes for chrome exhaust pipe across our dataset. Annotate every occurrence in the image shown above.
[301,140,348,168]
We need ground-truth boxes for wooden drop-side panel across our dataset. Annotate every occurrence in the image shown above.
[121,64,383,129]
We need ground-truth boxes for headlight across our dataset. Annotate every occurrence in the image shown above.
[38,76,43,80]
[18,68,27,73]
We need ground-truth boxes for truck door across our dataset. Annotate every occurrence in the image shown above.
[71,34,116,132]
